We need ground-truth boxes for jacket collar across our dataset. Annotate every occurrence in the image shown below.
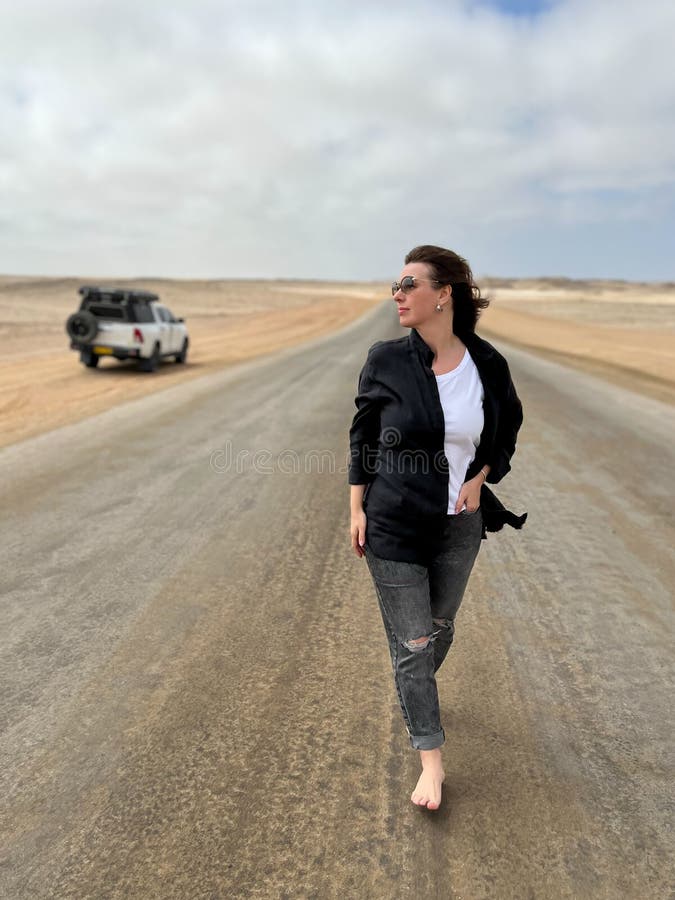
[408,327,495,367]
[408,328,434,366]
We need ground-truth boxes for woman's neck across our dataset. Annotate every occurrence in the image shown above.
[415,321,463,359]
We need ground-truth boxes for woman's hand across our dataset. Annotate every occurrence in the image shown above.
[350,484,368,557]
[351,509,367,557]
[454,473,485,514]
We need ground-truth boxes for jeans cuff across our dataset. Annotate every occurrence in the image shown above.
[409,728,445,750]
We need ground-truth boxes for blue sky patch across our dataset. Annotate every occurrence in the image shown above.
[476,0,557,17]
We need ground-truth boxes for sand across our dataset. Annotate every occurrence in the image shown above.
[1,275,674,450]
[0,277,385,449]
[478,278,675,405]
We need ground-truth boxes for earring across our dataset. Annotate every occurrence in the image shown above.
[435,303,443,312]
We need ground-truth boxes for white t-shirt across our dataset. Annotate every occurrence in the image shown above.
[434,349,484,514]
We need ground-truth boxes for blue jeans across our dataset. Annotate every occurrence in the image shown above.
[364,508,483,751]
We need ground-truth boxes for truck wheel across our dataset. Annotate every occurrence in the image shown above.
[67,311,98,342]
[80,349,100,368]
[140,343,160,373]
[175,338,189,364]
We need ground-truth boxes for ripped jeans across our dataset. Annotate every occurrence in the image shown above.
[364,508,483,751]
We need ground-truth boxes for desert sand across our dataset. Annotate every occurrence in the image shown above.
[1,274,674,449]
[479,277,675,405]
[0,277,386,449]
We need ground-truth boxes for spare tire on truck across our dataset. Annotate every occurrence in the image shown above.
[66,310,98,342]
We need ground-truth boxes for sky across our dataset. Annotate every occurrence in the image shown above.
[1,0,674,281]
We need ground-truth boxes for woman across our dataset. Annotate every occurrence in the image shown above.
[348,245,526,811]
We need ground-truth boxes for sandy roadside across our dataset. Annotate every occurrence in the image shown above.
[479,278,675,406]
[1,275,674,450]
[0,277,386,449]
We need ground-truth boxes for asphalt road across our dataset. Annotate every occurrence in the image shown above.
[1,302,673,900]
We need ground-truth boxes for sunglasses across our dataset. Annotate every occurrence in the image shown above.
[391,276,444,296]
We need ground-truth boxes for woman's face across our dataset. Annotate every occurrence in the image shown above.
[392,262,451,328]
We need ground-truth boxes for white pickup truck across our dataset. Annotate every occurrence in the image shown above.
[66,286,189,372]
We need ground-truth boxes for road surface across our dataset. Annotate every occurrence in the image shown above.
[1,302,673,899]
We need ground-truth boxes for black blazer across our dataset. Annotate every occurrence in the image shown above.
[348,327,527,563]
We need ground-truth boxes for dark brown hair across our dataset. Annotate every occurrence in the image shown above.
[404,244,489,337]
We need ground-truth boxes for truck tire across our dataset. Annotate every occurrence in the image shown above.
[140,342,160,373]
[175,338,189,364]
[66,311,98,342]
[80,349,100,368]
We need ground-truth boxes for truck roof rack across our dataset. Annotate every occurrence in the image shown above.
[78,285,159,303]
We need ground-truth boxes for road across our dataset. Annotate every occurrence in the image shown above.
[1,302,673,899]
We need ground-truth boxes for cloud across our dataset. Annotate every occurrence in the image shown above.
[0,0,673,278]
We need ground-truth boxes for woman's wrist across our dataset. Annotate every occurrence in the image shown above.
[478,465,490,483]
[350,483,366,514]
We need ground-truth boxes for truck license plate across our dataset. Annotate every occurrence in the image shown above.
[93,346,114,355]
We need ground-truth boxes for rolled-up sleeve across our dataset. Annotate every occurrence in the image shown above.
[348,356,383,484]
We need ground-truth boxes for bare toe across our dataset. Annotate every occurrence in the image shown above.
[411,768,444,810]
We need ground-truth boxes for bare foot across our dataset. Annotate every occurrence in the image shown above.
[411,748,445,810]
